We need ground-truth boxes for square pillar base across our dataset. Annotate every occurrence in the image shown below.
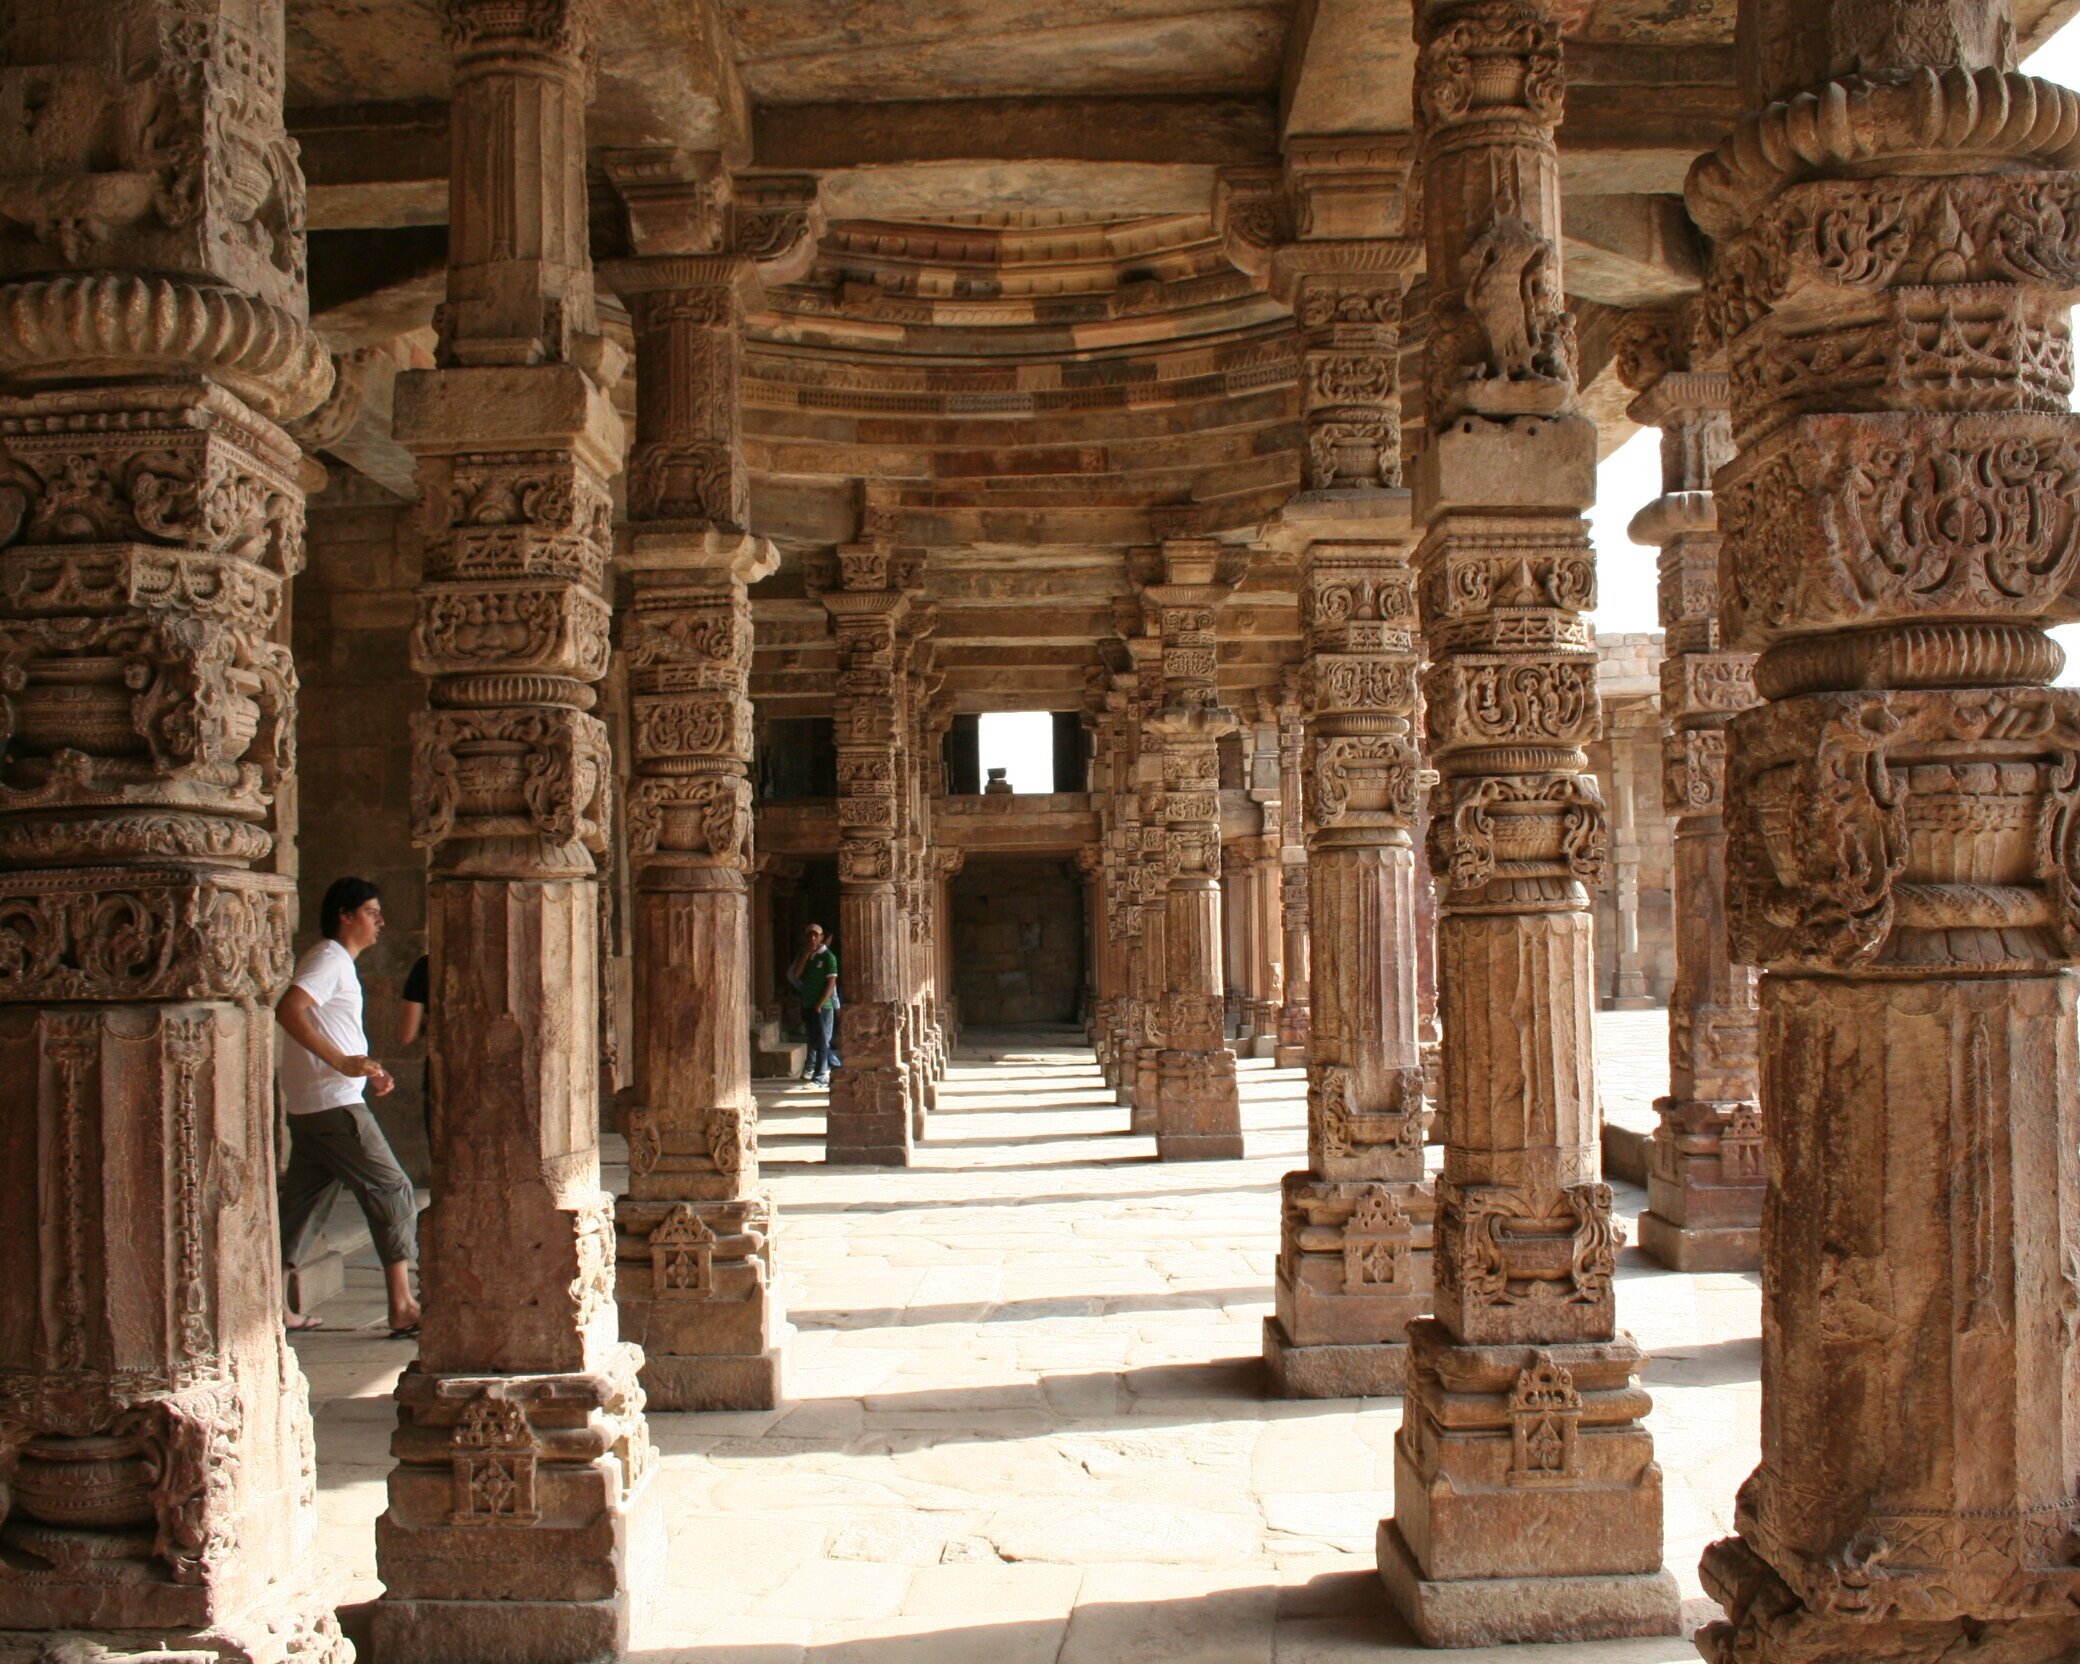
[1636,1210,1761,1273]
[1263,1315,1409,1398]
[1275,1044,1309,1069]
[640,1347,783,1412]
[1156,1130,1244,1160]
[1378,1520,1680,1649]
[371,1595,632,1664]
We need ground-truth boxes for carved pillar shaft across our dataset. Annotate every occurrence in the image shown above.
[1146,541,1242,1161]
[825,547,914,1164]
[377,4,658,1655]
[596,249,781,1412]
[1615,313,1762,1273]
[0,4,348,1654]
[1276,695,1313,1067]
[1266,539,1436,1398]
[1380,0,1677,1642]
[1688,5,2080,1658]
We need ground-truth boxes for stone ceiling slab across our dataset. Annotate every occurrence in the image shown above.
[723,0,1293,102]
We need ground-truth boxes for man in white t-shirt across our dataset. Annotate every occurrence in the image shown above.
[277,876,422,1338]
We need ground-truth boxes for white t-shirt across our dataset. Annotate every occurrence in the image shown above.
[278,939,370,1115]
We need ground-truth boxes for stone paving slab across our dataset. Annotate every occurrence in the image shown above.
[300,1009,1758,1661]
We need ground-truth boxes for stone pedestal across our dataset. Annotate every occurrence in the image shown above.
[0,4,349,1657]
[1687,6,2080,1655]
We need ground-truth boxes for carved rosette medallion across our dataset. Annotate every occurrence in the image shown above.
[1685,36,2080,1664]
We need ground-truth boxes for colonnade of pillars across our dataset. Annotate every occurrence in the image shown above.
[4,0,2079,1659]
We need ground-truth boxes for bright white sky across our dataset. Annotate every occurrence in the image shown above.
[981,21,2080,775]
[978,708,1056,793]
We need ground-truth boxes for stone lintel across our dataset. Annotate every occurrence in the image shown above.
[621,524,779,582]
[393,361,625,470]
[1412,415,1597,520]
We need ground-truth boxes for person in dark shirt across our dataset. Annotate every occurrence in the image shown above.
[788,924,840,1086]
[398,954,433,1142]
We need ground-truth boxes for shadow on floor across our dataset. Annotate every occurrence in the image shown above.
[605,1572,1714,1663]
[791,1288,1268,1329]
[775,1183,1267,1216]
[647,1359,1365,1458]
[1642,1334,1762,1389]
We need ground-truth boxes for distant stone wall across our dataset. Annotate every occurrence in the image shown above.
[949,858,1087,1026]
[295,491,430,1179]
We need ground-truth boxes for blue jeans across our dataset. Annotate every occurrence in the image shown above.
[802,1005,835,1079]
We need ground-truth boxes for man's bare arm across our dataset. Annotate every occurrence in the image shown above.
[277,986,379,1079]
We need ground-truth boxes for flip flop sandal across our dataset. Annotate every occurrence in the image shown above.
[285,1313,325,1332]
[387,1323,422,1340]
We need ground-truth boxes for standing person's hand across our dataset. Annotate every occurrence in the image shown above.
[336,1053,383,1079]
[369,1064,397,1097]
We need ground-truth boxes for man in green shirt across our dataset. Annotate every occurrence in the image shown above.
[789,923,840,1086]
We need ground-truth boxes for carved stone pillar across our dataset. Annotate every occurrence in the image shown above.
[0,4,348,1657]
[1267,539,1435,1398]
[1606,725,1654,1007]
[1145,541,1242,1160]
[1378,0,1678,1643]
[1222,843,1255,1044]
[1687,7,2080,1660]
[1128,635,1168,1128]
[1614,308,1761,1274]
[596,172,805,1411]
[825,544,915,1164]
[1276,684,1313,1068]
[931,846,962,1056]
[376,4,659,1656]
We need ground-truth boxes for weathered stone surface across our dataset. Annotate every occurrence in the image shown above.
[1382,0,1677,1639]
[0,5,345,1657]
[1685,3,2080,1661]
[376,3,657,1651]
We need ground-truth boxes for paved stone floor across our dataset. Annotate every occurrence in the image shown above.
[298,1009,1757,1661]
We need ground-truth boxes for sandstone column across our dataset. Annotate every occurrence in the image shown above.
[1267,539,1436,1397]
[375,4,659,1656]
[0,4,348,1656]
[825,543,915,1164]
[1128,634,1170,1126]
[1613,308,1761,1274]
[1688,5,2080,1658]
[1145,540,1243,1160]
[1275,683,1314,1068]
[1378,0,1678,1641]
[596,158,816,1412]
